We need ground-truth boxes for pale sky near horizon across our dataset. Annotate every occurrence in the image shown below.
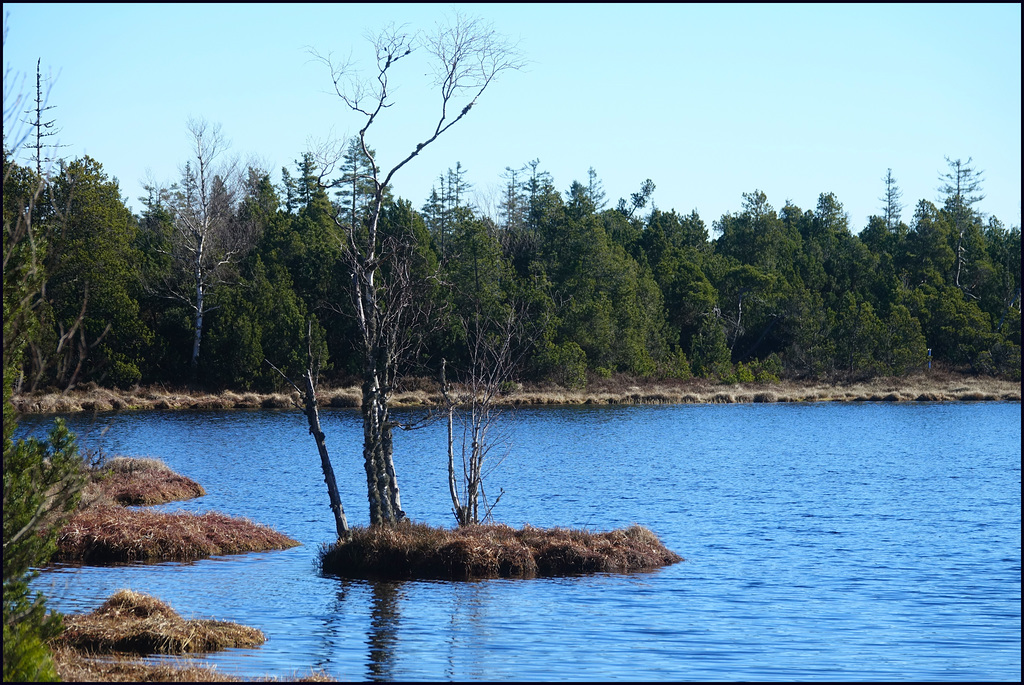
[4,3,1021,233]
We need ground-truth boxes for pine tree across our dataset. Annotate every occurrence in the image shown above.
[21,59,67,177]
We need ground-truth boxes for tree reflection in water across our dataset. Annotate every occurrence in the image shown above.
[366,580,403,681]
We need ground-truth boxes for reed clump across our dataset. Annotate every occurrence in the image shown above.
[56,590,265,655]
[50,643,338,682]
[50,643,235,682]
[90,457,206,507]
[319,521,682,580]
[57,507,300,564]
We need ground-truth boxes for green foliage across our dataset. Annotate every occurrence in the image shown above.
[534,340,587,389]
[3,421,84,683]
[204,257,327,390]
[658,347,692,380]
[747,353,782,383]
[925,286,998,371]
[881,304,928,375]
[36,156,151,388]
[4,153,86,678]
[10,141,1019,392]
[690,314,732,378]
[734,362,756,383]
[834,293,885,378]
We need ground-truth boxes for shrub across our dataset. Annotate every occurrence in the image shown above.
[534,341,588,389]
[749,353,782,383]
[3,419,85,682]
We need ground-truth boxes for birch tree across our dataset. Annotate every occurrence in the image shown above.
[159,119,251,373]
[313,14,522,526]
[441,298,538,526]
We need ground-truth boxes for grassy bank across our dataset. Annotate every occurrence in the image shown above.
[11,371,1020,414]
[56,456,299,564]
[50,590,333,682]
[319,522,683,580]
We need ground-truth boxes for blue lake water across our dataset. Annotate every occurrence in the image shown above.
[22,401,1022,681]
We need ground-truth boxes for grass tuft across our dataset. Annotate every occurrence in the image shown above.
[90,457,206,507]
[57,507,300,564]
[319,521,682,580]
[56,590,265,655]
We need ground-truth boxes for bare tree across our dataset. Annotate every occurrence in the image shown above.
[939,156,985,293]
[440,300,539,526]
[157,119,251,373]
[312,14,522,526]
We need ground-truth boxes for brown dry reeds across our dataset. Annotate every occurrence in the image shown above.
[319,521,682,580]
[51,643,337,682]
[56,590,265,655]
[57,507,300,564]
[50,644,237,682]
[50,590,338,682]
[9,372,1019,415]
[92,457,206,507]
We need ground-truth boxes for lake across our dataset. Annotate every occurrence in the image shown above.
[23,401,1022,681]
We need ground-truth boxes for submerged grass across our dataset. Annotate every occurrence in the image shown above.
[319,521,683,580]
[57,590,265,655]
[50,591,337,681]
[57,507,300,564]
[51,644,235,682]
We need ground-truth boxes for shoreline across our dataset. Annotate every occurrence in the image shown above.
[11,372,1021,414]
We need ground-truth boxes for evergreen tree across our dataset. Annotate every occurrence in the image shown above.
[279,166,299,214]
[333,136,379,232]
[939,156,985,293]
[3,150,84,683]
[33,156,151,388]
[881,168,904,232]
[690,312,731,378]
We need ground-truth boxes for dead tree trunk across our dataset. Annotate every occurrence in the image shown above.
[303,372,350,540]
[266,358,349,540]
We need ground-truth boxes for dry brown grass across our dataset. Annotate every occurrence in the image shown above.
[9,372,1018,414]
[88,457,206,507]
[51,644,238,682]
[57,507,300,564]
[50,591,339,681]
[57,590,265,655]
[319,521,682,580]
[51,644,337,682]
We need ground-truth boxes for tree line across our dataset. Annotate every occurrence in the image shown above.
[4,144,1020,394]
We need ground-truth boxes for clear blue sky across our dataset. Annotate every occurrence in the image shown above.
[4,3,1021,232]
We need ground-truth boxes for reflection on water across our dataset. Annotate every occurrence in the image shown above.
[23,402,1023,681]
[365,581,401,681]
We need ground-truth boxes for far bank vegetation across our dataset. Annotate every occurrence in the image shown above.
[12,371,1021,415]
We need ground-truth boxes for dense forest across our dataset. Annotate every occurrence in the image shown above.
[4,134,1021,393]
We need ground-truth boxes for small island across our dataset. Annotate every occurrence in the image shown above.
[56,456,299,564]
